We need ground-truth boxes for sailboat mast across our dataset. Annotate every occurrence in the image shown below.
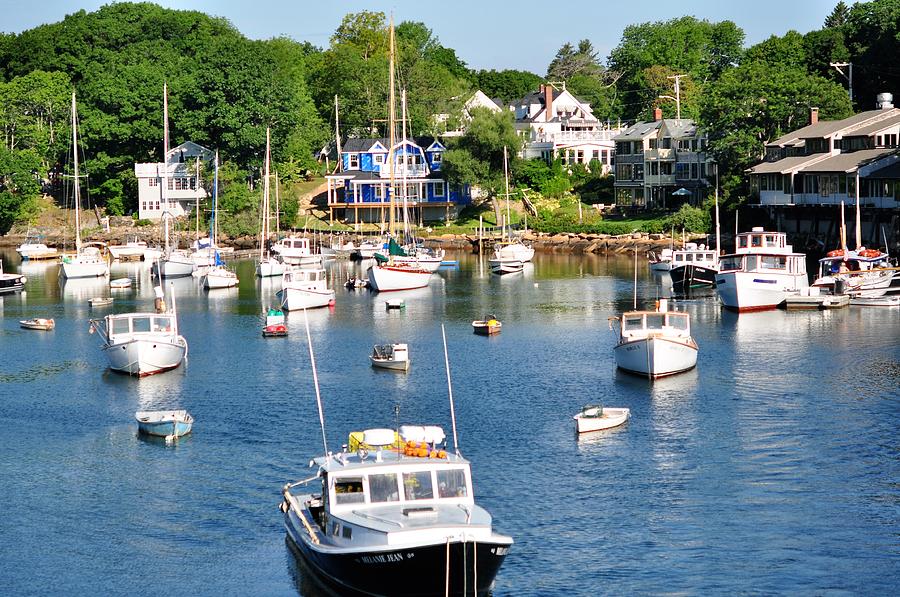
[213,151,219,247]
[71,91,81,251]
[855,183,862,250]
[261,127,271,262]
[387,17,396,237]
[441,324,461,456]
[194,157,201,243]
[275,171,280,235]
[503,146,510,241]
[401,89,411,243]
[162,82,170,254]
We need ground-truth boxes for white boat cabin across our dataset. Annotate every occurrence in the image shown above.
[671,243,717,268]
[618,306,692,342]
[107,313,176,338]
[719,228,806,275]
[283,268,326,285]
[276,237,311,253]
[733,228,794,254]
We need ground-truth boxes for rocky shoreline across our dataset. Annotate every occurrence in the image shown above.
[1,218,706,255]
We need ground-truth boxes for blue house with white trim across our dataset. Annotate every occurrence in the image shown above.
[325,137,470,225]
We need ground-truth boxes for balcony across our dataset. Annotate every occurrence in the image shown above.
[531,129,620,144]
[379,164,428,179]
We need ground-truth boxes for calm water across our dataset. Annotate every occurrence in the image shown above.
[1,249,898,596]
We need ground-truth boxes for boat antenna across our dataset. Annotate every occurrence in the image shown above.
[633,248,638,310]
[441,324,460,457]
[303,309,329,456]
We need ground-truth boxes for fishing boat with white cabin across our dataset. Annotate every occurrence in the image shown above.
[369,343,409,371]
[89,284,188,376]
[609,298,698,378]
[716,228,808,312]
[278,267,335,311]
[669,243,719,290]
[0,260,26,294]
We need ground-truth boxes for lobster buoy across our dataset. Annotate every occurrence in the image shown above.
[826,249,844,258]
[859,249,881,258]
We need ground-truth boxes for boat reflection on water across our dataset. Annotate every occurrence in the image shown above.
[60,276,110,302]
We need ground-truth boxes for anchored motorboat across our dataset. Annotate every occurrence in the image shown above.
[369,343,409,371]
[610,298,698,379]
[573,405,630,433]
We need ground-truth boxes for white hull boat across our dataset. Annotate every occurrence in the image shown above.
[60,248,109,279]
[256,256,284,278]
[716,228,808,312]
[574,406,630,433]
[495,242,534,263]
[108,240,149,260]
[278,267,335,310]
[203,266,239,289]
[0,261,27,293]
[367,263,431,291]
[611,299,698,378]
[369,343,409,371]
[17,242,58,260]
[153,252,195,278]
[91,297,188,377]
[392,255,442,272]
[489,257,524,275]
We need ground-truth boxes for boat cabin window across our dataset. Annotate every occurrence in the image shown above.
[738,236,748,249]
[402,471,434,501]
[667,313,689,331]
[704,252,717,262]
[623,315,644,332]
[673,254,683,263]
[720,256,741,271]
[152,316,172,332]
[760,256,786,270]
[684,254,694,262]
[436,469,468,498]
[745,255,758,271]
[112,318,130,335]
[751,235,763,248]
[132,317,152,333]
[369,473,400,503]
[334,477,365,504]
[765,235,778,247]
[645,314,665,329]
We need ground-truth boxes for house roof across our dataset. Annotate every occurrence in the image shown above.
[866,158,900,178]
[770,109,900,146]
[845,113,900,137]
[747,154,831,175]
[799,148,894,173]
[614,121,661,140]
[614,119,701,141]
[342,137,442,153]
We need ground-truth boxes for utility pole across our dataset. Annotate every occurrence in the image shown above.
[667,74,686,119]
[334,95,342,173]
[830,62,853,104]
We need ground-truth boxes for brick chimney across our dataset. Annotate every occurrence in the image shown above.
[654,106,663,121]
[810,107,819,125]
[544,84,554,122]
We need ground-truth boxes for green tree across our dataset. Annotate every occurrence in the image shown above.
[473,69,542,103]
[744,31,808,70]
[700,63,852,204]
[844,0,900,109]
[825,1,850,29]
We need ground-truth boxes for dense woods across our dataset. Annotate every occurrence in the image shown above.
[0,0,898,232]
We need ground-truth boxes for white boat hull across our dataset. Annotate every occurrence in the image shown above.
[370,357,410,371]
[103,336,188,376]
[496,243,534,263]
[367,264,431,291]
[574,408,630,433]
[393,255,442,272]
[61,258,109,279]
[153,256,195,278]
[649,261,672,272]
[614,336,698,378]
[108,244,147,259]
[281,253,323,267]
[278,286,335,310]
[256,258,285,278]
[489,258,524,275]
[203,268,239,289]
[716,271,808,312]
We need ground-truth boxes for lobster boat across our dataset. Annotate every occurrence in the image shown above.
[370,343,409,371]
[472,316,502,336]
[609,298,698,378]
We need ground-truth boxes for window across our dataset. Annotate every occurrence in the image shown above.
[154,201,160,210]
[623,315,643,332]
[369,473,399,503]
[436,469,468,498]
[152,317,172,332]
[746,255,758,271]
[649,138,657,150]
[334,477,365,504]
[751,235,762,247]
[668,314,689,331]
[684,253,694,262]
[720,256,742,271]
[650,162,659,176]
[432,152,442,163]
[678,139,691,151]
[373,153,385,165]
[374,185,384,200]
[141,201,147,212]
[616,164,632,180]
[132,317,151,333]
[676,163,690,180]
[112,318,130,335]
[148,178,158,187]
[691,163,699,179]
[403,471,434,500]
[761,256,787,269]
[432,181,445,197]
[660,162,673,176]
[349,153,359,169]
[645,314,665,329]
[342,526,352,539]
[633,164,644,181]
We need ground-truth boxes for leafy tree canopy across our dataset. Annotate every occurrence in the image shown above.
[473,69,542,104]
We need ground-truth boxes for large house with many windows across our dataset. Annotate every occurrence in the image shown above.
[748,99,900,208]
[324,137,470,225]
[511,83,623,173]
[613,109,715,209]
[134,141,214,221]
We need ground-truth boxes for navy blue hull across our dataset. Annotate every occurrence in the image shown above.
[671,264,717,290]
[285,522,509,597]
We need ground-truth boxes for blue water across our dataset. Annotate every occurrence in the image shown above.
[1,250,898,596]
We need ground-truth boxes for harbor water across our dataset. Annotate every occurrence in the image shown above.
[1,249,898,595]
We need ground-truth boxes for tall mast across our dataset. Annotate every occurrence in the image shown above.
[194,157,201,243]
[261,127,271,261]
[503,145,510,242]
[71,91,81,252]
[213,151,219,247]
[275,171,280,235]
[387,16,396,237]
[401,89,411,243]
[162,82,170,254]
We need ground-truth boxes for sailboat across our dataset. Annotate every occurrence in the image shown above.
[152,83,195,279]
[202,152,239,289]
[256,128,284,278]
[489,146,525,275]
[60,92,110,280]
[366,25,433,292]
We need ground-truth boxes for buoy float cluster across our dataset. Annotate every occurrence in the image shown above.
[403,440,447,459]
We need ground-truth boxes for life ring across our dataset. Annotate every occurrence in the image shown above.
[826,249,844,258]
[859,249,881,258]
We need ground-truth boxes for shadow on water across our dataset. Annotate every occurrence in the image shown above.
[0,359,90,383]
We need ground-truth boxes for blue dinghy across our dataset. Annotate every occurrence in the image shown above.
[135,410,193,440]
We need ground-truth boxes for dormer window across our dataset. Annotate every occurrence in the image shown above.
[432,152,442,163]
[348,153,359,169]
[373,153,385,165]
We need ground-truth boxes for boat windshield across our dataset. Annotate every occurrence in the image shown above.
[403,471,434,501]
[720,256,742,271]
[667,313,689,331]
[334,477,365,504]
[369,473,400,503]
[623,315,644,332]
[132,317,152,333]
[437,469,468,498]
[645,314,665,329]
[760,256,787,270]
[112,318,130,335]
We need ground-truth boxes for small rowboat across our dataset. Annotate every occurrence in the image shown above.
[89,297,114,307]
[20,318,55,331]
[573,405,630,433]
[370,343,409,371]
[472,316,502,336]
[262,308,288,337]
[109,278,132,289]
[135,410,193,441]
[385,298,405,310]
